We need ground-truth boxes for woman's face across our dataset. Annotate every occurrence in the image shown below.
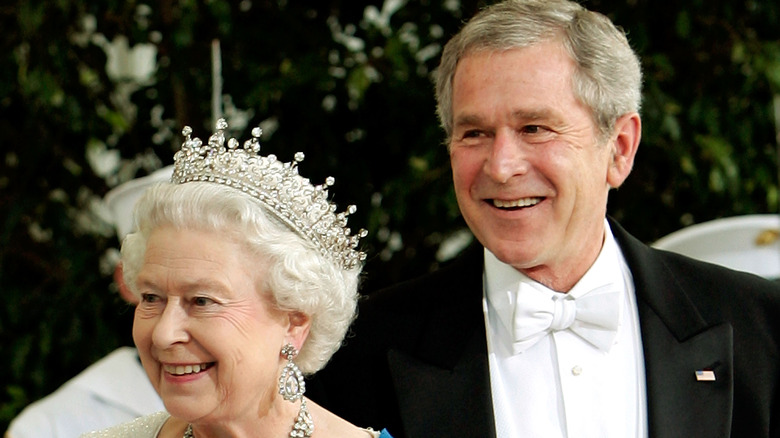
[132,225,305,424]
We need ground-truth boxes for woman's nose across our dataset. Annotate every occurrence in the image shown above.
[151,300,189,348]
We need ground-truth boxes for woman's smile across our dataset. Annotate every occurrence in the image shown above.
[163,362,215,376]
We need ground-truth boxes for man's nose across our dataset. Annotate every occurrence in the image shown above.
[484,130,529,183]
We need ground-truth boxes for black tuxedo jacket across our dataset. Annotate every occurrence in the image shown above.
[310,219,780,437]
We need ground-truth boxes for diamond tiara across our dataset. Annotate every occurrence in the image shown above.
[172,118,367,270]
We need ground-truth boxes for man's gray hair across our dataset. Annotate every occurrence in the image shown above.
[435,0,642,142]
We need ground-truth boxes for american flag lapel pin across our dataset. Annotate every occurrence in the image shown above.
[695,369,716,382]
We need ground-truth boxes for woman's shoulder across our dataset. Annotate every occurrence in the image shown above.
[365,428,394,438]
[80,411,170,438]
[306,398,394,438]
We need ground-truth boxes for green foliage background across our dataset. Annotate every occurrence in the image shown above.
[1,0,779,431]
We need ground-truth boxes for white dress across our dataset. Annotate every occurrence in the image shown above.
[81,411,388,437]
[80,411,168,437]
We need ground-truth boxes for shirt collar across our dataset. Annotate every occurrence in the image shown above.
[484,219,625,341]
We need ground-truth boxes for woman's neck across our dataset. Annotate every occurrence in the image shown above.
[160,399,305,438]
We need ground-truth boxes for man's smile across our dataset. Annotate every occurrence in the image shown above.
[491,197,543,209]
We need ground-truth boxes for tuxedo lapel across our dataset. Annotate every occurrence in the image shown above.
[639,305,733,436]
[385,245,497,438]
[611,219,734,437]
[387,332,495,437]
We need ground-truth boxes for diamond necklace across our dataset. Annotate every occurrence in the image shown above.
[183,398,314,437]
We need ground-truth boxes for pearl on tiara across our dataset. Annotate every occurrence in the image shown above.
[172,118,367,271]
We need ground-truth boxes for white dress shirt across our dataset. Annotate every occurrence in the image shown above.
[483,220,648,438]
[8,347,164,438]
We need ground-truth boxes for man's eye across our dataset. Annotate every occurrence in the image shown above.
[522,125,541,134]
[462,129,483,139]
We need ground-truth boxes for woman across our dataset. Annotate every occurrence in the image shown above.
[83,119,392,438]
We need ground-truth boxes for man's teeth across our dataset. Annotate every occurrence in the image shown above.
[165,363,211,375]
[493,198,541,208]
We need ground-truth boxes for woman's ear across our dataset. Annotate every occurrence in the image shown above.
[606,112,641,189]
[285,311,311,351]
[114,262,139,305]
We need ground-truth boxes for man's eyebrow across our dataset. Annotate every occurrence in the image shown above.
[452,113,485,129]
[453,108,561,128]
[511,108,558,122]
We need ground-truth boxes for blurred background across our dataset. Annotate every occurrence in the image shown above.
[1,0,779,430]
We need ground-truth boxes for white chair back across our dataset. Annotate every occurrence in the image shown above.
[652,214,780,279]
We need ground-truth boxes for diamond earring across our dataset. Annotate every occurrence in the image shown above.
[279,344,305,402]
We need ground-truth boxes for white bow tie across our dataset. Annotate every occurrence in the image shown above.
[511,281,620,354]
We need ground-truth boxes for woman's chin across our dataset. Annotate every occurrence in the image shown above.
[162,394,214,422]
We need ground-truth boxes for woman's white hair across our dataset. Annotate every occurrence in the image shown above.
[435,0,642,143]
[121,181,362,374]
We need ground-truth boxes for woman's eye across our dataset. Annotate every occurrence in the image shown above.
[140,293,160,303]
[193,296,214,306]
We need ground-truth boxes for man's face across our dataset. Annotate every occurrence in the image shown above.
[449,41,618,290]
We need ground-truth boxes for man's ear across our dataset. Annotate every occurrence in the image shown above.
[606,112,641,189]
[285,311,311,351]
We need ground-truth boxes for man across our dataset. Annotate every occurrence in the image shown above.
[310,1,780,437]
[4,167,170,438]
